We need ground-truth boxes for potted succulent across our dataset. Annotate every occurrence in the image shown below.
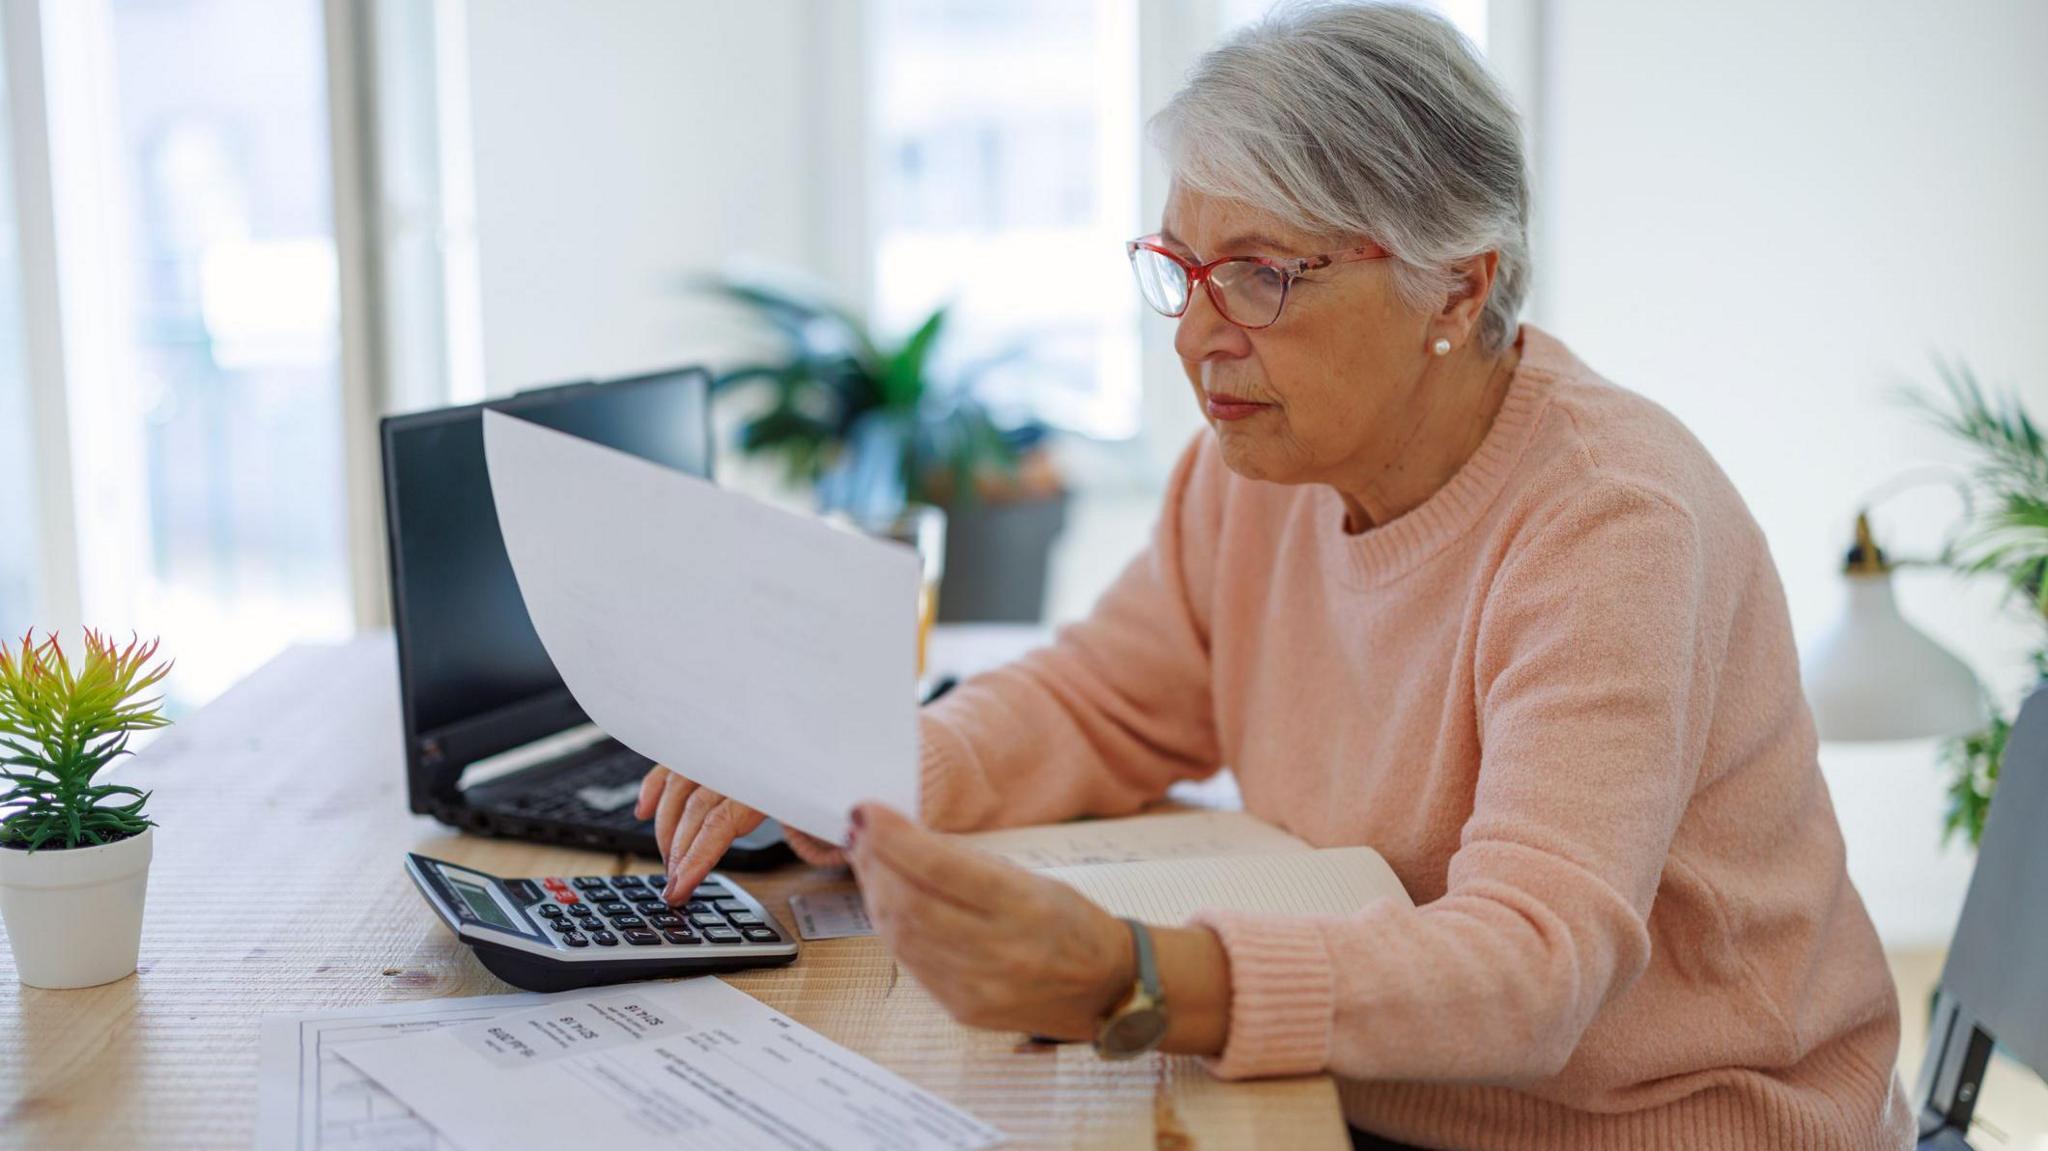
[0,630,171,988]
[703,276,1070,622]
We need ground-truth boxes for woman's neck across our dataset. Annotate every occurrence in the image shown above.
[1338,338,1521,534]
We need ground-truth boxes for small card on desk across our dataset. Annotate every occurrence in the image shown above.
[789,890,876,940]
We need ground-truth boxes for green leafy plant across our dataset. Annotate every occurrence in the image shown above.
[1910,361,2048,845]
[0,630,172,852]
[701,277,1040,518]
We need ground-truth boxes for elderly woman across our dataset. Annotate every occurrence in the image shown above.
[638,4,1911,1148]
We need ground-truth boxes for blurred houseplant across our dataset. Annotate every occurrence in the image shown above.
[704,276,1068,621]
[1912,363,2048,846]
[0,630,171,988]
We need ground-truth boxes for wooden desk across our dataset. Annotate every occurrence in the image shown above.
[0,631,1347,1149]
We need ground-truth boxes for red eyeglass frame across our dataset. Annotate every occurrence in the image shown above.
[1126,235,1392,329]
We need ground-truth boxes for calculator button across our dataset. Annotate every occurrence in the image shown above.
[713,899,749,914]
[537,904,565,918]
[572,877,611,890]
[685,900,715,914]
[692,885,727,900]
[624,929,661,946]
[633,899,667,914]
[648,913,684,929]
[643,874,669,886]
[689,912,723,928]
[596,901,632,915]
[548,919,578,934]
[662,929,699,945]
[726,911,762,927]
[569,904,597,917]
[590,930,619,946]
[609,915,647,930]
[552,892,580,906]
[611,875,646,888]
[560,932,588,947]
[701,925,742,944]
[741,926,780,943]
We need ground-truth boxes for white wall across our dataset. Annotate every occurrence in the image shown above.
[461,0,839,393]
[1540,0,2048,946]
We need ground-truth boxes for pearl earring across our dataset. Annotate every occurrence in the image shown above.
[1431,338,1451,357]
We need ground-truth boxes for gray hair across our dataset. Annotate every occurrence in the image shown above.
[1153,2,1530,353]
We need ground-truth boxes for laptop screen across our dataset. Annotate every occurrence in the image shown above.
[381,370,712,797]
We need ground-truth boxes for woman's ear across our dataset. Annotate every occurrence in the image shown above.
[1436,250,1499,346]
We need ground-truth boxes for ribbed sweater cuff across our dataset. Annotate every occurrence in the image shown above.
[1187,909,1335,1080]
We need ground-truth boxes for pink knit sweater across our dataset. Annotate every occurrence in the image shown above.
[839,325,1912,1148]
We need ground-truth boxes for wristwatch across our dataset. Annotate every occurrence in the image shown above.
[1093,918,1169,1060]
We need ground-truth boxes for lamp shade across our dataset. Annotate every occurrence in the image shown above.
[1801,571,1985,742]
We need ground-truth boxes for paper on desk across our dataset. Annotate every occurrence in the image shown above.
[482,410,920,842]
[959,810,1312,869]
[338,977,1005,1151]
[255,987,565,1151]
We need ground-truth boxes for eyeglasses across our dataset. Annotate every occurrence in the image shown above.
[1126,236,1391,329]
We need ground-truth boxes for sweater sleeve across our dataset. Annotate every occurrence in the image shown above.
[1194,480,1720,1082]
[913,433,1227,833]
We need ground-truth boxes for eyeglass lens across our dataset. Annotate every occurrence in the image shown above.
[1129,248,1288,328]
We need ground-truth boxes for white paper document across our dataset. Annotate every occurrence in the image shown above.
[482,410,921,842]
[255,988,563,1151]
[338,977,1005,1151]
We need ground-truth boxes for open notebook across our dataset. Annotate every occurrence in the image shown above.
[958,810,1412,922]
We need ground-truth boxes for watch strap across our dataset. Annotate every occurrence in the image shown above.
[1123,918,1161,1003]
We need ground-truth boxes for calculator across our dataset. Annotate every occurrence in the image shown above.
[404,853,798,992]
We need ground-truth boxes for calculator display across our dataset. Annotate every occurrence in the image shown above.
[447,874,516,931]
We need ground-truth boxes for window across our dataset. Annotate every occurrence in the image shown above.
[1221,0,1488,50]
[0,21,35,639]
[869,0,1141,439]
[55,0,350,708]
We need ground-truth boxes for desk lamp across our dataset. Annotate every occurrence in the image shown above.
[1800,510,1984,742]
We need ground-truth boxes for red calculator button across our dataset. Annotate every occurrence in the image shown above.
[554,892,579,904]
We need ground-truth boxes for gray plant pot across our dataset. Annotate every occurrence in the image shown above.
[937,491,1069,623]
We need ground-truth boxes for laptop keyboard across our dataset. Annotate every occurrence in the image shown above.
[501,744,654,830]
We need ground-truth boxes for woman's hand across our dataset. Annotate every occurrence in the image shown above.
[633,764,839,903]
[847,803,1135,1040]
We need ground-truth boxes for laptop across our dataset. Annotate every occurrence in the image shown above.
[379,368,792,868]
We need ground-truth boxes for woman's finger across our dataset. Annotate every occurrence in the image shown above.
[856,849,988,951]
[663,786,726,897]
[851,804,1019,914]
[671,800,763,898]
[783,826,847,868]
[653,773,698,858]
[633,764,670,821]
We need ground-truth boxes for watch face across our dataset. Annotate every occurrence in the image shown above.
[1099,1007,1170,1058]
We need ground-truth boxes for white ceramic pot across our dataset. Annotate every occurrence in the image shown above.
[0,825,153,989]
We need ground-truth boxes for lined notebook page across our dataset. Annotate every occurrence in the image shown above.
[958,810,1312,869]
[1042,847,1412,923]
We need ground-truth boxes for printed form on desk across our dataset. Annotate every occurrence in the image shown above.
[256,988,566,1151]
[333,977,1004,1151]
